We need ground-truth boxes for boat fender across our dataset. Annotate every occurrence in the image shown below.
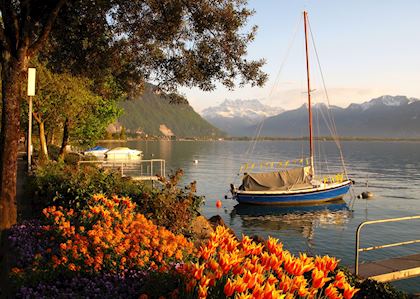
[229,183,236,195]
[350,179,356,185]
[361,191,373,199]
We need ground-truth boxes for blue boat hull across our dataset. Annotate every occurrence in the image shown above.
[234,182,351,205]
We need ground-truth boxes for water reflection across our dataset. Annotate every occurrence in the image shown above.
[230,200,353,242]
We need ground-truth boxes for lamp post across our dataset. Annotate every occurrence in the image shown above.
[27,68,36,172]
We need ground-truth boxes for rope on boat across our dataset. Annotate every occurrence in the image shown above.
[233,15,303,189]
[307,17,357,206]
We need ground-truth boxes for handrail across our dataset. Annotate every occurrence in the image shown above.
[78,159,166,179]
[355,215,420,275]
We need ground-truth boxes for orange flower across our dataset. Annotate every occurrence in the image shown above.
[193,262,205,280]
[11,267,23,274]
[233,276,247,293]
[343,284,359,299]
[224,278,235,297]
[311,268,330,289]
[59,243,67,250]
[333,271,347,289]
[198,285,208,299]
[325,284,342,299]
[68,263,77,271]
[278,274,292,293]
[252,283,264,298]
[236,293,253,299]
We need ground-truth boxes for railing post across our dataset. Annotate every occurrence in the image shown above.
[355,222,366,276]
[354,215,420,277]
[150,160,153,177]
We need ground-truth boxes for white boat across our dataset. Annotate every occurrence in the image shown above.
[83,145,109,158]
[231,11,352,205]
[104,147,143,160]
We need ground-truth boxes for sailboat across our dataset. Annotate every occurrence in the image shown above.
[231,11,352,205]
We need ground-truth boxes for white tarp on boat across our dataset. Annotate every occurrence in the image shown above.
[240,167,312,191]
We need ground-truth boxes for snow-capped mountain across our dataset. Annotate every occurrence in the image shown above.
[202,99,284,136]
[349,95,419,111]
[250,95,420,138]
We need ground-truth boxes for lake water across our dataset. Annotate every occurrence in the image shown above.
[106,140,420,292]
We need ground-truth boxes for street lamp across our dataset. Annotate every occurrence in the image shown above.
[27,68,36,171]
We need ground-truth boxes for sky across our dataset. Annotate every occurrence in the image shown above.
[181,0,420,113]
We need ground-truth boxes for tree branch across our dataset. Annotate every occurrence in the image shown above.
[19,0,31,49]
[32,111,41,124]
[28,0,67,56]
[0,0,20,53]
[0,21,7,52]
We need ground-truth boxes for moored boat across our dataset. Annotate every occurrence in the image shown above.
[83,145,109,158]
[104,147,143,160]
[231,11,352,205]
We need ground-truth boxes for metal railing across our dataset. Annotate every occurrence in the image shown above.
[355,215,420,275]
[78,159,166,179]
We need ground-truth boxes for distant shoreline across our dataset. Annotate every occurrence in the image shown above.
[98,136,420,142]
[223,136,420,142]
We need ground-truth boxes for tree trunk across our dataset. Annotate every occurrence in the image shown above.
[38,121,49,161]
[59,118,70,159]
[47,128,55,146]
[0,52,28,230]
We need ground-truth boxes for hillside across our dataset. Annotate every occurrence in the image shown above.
[117,86,224,138]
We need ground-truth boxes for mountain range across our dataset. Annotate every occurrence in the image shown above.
[203,96,420,138]
[117,85,224,138]
[202,99,284,135]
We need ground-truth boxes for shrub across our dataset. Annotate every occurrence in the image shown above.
[139,169,204,235]
[30,161,145,211]
[336,267,409,299]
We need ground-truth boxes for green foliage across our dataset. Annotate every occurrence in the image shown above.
[137,169,204,235]
[71,96,122,147]
[118,84,225,137]
[46,0,267,93]
[30,162,204,234]
[30,161,145,211]
[28,60,121,150]
[355,279,409,299]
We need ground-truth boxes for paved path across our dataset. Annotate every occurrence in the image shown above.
[0,153,30,297]
[16,153,31,221]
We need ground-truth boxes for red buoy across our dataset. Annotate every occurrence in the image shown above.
[216,200,222,208]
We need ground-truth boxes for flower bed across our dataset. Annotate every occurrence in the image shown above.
[8,195,360,298]
[179,226,358,299]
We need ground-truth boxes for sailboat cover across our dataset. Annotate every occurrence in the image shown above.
[239,167,312,192]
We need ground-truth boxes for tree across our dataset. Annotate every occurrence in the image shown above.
[0,0,267,230]
[64,93,122,150]
[30,61,120,160]
[0,1,66,229]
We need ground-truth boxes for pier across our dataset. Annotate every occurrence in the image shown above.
[78,159,166,182]
[354,215,420,282]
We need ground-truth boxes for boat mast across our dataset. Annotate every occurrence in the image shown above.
[303,11,315,177]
